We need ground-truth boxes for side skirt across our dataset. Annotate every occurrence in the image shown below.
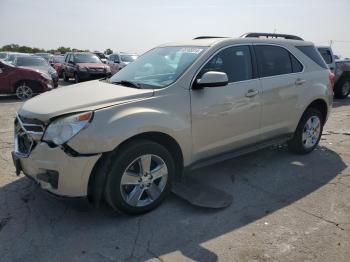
[185,135,292,172]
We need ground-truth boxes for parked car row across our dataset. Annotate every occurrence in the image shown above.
[0,50,139,99]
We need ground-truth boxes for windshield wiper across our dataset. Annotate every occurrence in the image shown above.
[111,80,142,89]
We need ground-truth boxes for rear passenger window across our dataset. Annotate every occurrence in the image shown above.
[317,48,333,64]
[198,45,253,83]
[297,46,328,69]
[290,55,303,73]
[255,45,294,77]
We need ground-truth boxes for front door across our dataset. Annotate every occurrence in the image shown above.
[191,45,262,161]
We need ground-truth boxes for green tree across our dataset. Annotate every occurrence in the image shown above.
[105,48,113,55]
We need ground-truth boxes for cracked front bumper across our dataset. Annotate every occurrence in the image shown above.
[12,142,101,197]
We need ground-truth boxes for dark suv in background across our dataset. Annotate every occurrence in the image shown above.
[61,52,111,83]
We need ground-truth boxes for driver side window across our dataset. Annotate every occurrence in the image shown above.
[198,45,253,83]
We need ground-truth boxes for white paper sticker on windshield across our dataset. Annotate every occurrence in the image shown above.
[180,48,203,54]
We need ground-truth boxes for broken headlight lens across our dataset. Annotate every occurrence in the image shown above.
[43,112,93,145]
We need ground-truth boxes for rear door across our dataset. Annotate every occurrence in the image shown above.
[254,44,304,140]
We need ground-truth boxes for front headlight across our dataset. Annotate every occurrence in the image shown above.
[40,72,52,80]
[106,66,111,73]
[43,112,93,145]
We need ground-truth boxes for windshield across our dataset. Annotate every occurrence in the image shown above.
[75,53,101,63]
[95,53,106,59]
[110,46,206,89]
[0,53,7,59]
[53,56,64,63]
[35,53,51,60]
[6,54,17,62]
[16,57,48,67]
[120,54,138,63]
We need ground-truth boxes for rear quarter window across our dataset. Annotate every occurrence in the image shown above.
[317,48,333,64]
[297,46,328,69]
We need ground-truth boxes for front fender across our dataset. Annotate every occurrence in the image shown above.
[67,104,192,165]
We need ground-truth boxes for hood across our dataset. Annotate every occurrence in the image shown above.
[19,65,56,75]
[77,63,107,69]
[19,80,154,122]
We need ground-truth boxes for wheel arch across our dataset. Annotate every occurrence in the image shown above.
[305,99,328,123]
[87,131,184,206]
[13,79,41,93]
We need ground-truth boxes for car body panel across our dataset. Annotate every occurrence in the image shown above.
[18,142,100,196]
[19,80,154,121]
[190,79,262,161]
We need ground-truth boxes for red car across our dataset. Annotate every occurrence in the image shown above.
[0,60,53,100]
[49,55,64,78]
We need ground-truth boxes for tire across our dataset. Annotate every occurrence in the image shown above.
[334,78,350,99]
[62,70,69,82]
[74,73,80,83]
[288,108,324,154]
[15,82,34,100]
[104,140,175,215]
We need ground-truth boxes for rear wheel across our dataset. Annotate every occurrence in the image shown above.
[104,140,175,215]
[62,70,69,82]
[288,108,324,154]
[334,78,350,99]
[15,82,34,100]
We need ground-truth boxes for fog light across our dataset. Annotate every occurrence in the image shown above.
[37,170,59,189]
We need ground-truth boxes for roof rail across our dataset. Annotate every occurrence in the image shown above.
[193,36,228,40]
[241,32,304,41]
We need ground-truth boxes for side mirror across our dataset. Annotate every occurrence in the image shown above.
[68,61,75,65]
[114,60,120,64]
[193,71,228,89]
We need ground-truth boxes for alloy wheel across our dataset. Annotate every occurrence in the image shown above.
[302,116,321,149]
[16,83,33,100]
[120,154,168,207]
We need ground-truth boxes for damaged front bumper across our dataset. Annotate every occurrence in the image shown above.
[12,142,101,197]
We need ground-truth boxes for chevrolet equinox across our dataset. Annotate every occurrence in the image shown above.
[12,33,334,214]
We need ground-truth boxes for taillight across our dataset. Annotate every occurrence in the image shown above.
[329,71,335,89]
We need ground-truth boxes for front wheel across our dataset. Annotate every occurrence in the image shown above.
[62,70,69,82]
[288,108,324,154]
[15,82,34,100]
[104,140,175,215]
[74,73,80,83]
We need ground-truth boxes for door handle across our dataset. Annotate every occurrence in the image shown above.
[295,78,306,85]
[245,89,259,97]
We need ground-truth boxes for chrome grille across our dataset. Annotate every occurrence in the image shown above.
[14,115,45,157]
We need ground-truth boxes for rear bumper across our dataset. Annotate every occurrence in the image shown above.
[12,142,101,197]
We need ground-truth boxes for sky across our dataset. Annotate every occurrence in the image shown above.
[1,0,350,57]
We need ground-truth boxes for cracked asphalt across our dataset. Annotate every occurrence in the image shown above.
[0,85,350,261]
